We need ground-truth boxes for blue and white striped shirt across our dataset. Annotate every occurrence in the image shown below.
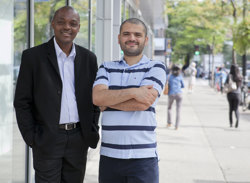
[93,55,166,159]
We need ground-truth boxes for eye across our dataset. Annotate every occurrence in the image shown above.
[70,21,79,27]
[122,32,130,36]
[57,21,64,25]
[135,33,142,37]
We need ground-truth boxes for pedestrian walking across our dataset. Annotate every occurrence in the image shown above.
[215,67,221,92]
[188,62,197,93]
[167,65,185,130]
[92,18,166,183]
[220,67,227,94]
[225,64,242,128]
[14,6,100,183]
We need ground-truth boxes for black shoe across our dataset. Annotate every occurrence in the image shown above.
[235,121,238,128]
[230,124,233,127]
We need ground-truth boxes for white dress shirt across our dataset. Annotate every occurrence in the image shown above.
[54,38,79,124]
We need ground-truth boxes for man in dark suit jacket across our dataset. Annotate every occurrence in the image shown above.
[14,6,100,183]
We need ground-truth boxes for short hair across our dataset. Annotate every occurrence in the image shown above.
[120,18,147,36]
[52,6,79,22]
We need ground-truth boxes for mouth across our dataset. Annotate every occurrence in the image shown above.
[125,41,139,46]
[61,32,71,37]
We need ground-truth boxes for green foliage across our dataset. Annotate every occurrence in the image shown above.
[14,9,27,52]
[72,0,89,48]
[165,0,229,63]
[34,0,65,46]
[233,18,250,55]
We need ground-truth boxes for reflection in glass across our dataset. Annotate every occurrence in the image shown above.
[14,0,27,82]
[72,0,89,49]
[0,0,26,182]
[34,0,65,46]
[121,0,125,22]
[91,0,96,52]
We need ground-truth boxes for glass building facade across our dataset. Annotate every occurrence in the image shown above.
[0,0,156,182]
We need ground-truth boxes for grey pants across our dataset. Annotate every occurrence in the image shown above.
[167,93,183,128]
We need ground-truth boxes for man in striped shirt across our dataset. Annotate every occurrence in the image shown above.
[93,18,166,183]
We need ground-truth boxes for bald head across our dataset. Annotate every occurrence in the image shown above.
[52,6,80,22]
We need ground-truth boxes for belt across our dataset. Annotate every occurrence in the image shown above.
[59,122,80,130]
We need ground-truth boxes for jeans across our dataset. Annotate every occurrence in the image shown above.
[167,93,183,128]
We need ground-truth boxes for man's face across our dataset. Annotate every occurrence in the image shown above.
[118,22,148,56]
[51,9,80,46]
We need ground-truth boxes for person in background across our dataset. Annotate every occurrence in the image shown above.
[167,64,185,130]
[220,67,228,93]
[93,18,166,183]
[215,67,221,92]
[225,64,242,128]
[188,62,197,93]
[14,6,100,183]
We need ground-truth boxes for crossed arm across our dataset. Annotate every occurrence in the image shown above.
[92,84,158,111]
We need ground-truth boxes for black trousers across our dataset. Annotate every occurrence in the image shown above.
[227,92,240,126]
[99,155,159,183]
[32,127,88,183]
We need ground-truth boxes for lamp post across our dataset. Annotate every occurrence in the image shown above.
[242,0,247,83]
[207,45,211,86]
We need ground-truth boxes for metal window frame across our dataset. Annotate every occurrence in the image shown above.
[26,0,34,182]
[88,0,92,50]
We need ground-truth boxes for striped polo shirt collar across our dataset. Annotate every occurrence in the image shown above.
[119,55,150,67]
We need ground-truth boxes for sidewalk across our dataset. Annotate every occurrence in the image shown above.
[84,79,250,183]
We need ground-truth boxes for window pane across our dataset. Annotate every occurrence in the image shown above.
[71,0,89,49]
[121,0,129,21]
[92,0,96,52]
[34,0,65,46]
[0,0,27,182]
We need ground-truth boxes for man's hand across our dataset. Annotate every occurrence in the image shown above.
[93,84,158,109]
[134,85,158,106]
[93,84,136,107]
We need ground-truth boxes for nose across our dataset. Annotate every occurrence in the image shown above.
[63,23,71,30]
[128,34,136,41]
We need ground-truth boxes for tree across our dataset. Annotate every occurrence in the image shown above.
[165,0,229,86]
[234,18,250,56]
[34,1,65,46]
[165,0,228,59]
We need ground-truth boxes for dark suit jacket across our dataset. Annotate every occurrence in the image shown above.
[14,37,100,156]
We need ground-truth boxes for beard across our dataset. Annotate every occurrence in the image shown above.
[120,41,145,56]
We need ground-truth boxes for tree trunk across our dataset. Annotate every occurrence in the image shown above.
[231,0,237,64]
[211,36,215,87]
[232,49,237,65]
[211,49,215,87]
[242,0,247,81]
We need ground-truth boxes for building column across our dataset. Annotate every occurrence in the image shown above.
[112,0,121,61]
[95,0,113,64]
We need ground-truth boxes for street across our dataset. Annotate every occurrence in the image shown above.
[84,79,250,183]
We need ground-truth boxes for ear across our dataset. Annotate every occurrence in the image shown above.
[118,34,121,44]
[145,36,149,46]
[78,24,80,32]
[51,21,55,29]
[51,22,56,32]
